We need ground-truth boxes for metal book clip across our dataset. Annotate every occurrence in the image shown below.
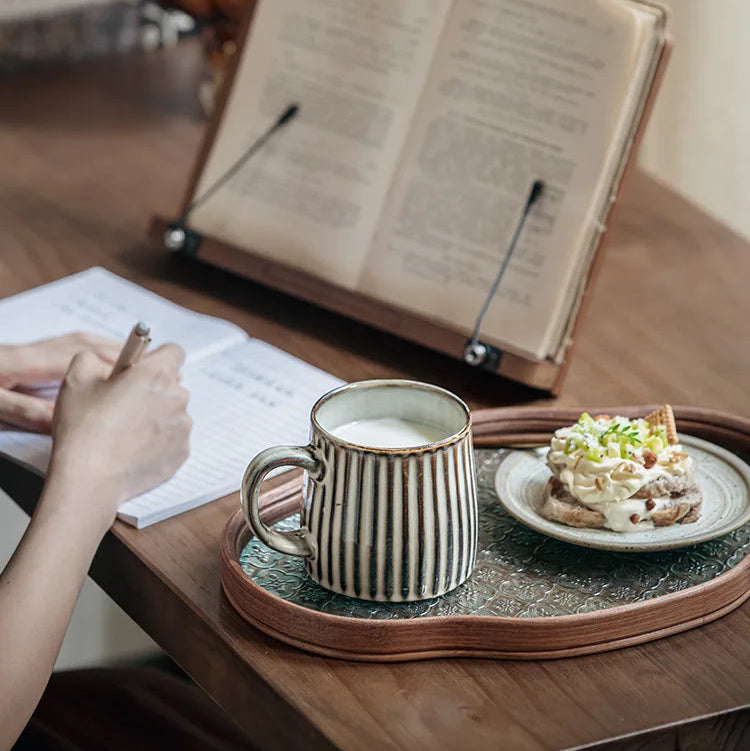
[463,179,544,370]
[163,103,300,255]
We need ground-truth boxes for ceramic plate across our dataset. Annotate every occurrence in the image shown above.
[493,434,750,551]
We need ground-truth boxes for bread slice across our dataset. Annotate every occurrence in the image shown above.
[540,478,702,530]
[541,479,606,528]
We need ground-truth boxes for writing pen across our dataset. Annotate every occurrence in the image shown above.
[110,321,151,378]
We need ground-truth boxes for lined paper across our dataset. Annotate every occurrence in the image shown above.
[118,340,342,527]
[0,269,343,527]
[0,267,247,361]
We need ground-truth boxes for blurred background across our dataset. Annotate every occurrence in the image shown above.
[1,0,747,669]
[639,0,750,242]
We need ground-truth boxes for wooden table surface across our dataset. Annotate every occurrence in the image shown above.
[1,41,749,750]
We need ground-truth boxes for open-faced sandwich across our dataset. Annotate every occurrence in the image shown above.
[542,405,702,532]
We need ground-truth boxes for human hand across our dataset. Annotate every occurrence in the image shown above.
[47,344,192,527]
[0,333,122,433]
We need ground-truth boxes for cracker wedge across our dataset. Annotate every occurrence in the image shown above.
[644,404,678,445]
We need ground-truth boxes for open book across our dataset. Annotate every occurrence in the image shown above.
[0,268,343,527]
[180,0,668,386]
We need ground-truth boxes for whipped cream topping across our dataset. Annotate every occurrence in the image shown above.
[548,414,693,532]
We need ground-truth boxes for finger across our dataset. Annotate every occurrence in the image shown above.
[0,388,54,433]
[16,334,122,384]
[175,385,191,411]
[142,344,186,373]
[66,350,111,385]
[71,334,122,365]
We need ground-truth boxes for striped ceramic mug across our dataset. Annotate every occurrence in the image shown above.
[241,380,478,602]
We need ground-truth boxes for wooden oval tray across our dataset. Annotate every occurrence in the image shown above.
[220,405,750,661]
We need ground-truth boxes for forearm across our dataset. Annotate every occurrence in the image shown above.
[0,472,112,749]
[0,338,189,749]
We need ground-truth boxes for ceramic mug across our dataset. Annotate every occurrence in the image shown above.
[241,380,478,602]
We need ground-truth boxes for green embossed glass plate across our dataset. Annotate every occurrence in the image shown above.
[236,447,750,619]
[221,441,750,660]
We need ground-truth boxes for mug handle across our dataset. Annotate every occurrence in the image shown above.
[240,445,321,558]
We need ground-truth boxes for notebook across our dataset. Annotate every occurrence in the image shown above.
[0,268,343,527]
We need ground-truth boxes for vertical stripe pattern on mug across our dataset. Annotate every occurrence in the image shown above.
[303,430,478,602]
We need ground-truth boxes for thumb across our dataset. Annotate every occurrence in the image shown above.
[0,388,54,433]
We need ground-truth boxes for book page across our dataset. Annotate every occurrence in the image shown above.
[360,0,659,360]
[189,0,453,289]
[550,1,664,362]
[0,268,248,361]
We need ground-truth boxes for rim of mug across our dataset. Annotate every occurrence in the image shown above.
[310,379,472,454]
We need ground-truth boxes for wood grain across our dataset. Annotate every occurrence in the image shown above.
[151,215,563,391]
[1,40,749,751]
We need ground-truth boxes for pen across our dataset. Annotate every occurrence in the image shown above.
[110,321,151,378]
